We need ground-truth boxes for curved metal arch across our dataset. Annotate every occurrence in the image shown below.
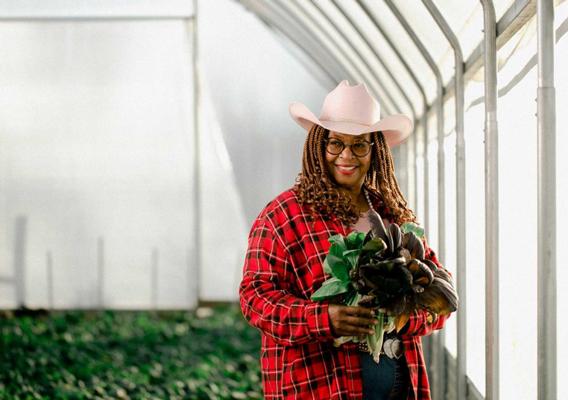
[382,1,446,318]
[420,1,466,399]
[239,0,347,86]
[381,0,446,250]
[304,0,411,116]
[332,0,426,204]
[325,0,418,121]
[382,1,451,395]
[279,0,402,115]
[356,0,441,243]
[354,0,426,114]
[250,0,356,84]
[295,0,416,199]
[330,0,428,197]
[262,0,357,84]
[263,0,360,85]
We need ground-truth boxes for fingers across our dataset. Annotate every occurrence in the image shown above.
[342,315,378,335]
[343,306,375,318]
[328,305,379,337]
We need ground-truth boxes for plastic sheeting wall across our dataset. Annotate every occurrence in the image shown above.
[0,20,197,309]
[0,0,336,307]
[200,0,337,226]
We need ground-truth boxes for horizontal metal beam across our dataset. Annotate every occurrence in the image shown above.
[0,16,194,21]
[0,0,193,19]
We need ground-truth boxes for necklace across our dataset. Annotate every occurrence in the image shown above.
[363,187,374,212]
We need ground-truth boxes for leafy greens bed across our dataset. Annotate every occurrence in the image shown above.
[0,305,261,399]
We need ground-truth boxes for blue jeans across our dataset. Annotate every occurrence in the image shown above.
[360,352,409,400]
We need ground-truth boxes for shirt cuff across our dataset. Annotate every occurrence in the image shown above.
[305,302,335,341]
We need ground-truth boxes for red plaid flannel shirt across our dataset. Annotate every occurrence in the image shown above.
[239,188,451,400]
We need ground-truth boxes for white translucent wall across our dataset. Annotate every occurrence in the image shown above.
[198,79,249,303]
[0,20,197,309]
[198,0,338,300]
[199,0,331,225]
[496,38,538,400]
[0,0,360,308]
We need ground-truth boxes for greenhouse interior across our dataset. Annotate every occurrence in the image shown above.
[0,0,566,399]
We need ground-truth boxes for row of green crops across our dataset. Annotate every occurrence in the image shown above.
[0,305,262,399]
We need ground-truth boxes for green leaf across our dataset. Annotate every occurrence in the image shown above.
[323,242,344,275]
[362,237,387,253]
[323,258,332,275]
[346,231,366,250]
[311,277,350,301]
[400,222,425,239]
[326,255,350,282]
[328,243,344,259]
[328,234,347,250]
[342,249,360,269]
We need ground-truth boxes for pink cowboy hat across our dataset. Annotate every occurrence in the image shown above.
[289,80,413,147]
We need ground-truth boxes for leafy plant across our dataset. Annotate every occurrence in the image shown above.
[311,210,458,363]
[0,305,262,399]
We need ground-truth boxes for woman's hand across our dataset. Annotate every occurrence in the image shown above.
[327,305,379,337]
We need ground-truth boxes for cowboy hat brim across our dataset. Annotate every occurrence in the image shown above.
[289,101,413,148]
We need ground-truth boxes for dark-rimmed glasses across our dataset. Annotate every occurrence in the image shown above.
[324,138,374,157]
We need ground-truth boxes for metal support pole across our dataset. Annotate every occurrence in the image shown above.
[14,216,27,309]
[151,248,159,309]
[536,1,557,399]
[421,1,466,399]
[480,2,500,399]
[414,122,419,223]
[422,114,430,240]
[420,0,536,114]
[192,0,202,304]
[97,236,104,309]
[47,251,54,309]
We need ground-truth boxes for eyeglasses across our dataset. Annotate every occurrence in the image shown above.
[324,138,374,157]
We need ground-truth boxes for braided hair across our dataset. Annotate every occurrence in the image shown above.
[293,124,416,226]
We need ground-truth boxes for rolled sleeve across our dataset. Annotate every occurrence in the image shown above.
[239,218,335,346]
[305,301,335,340]
[400,309,449,338]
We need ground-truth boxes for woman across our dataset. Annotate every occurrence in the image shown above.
[239,80,452,400]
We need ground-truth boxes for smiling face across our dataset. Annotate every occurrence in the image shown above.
[324,131,372,193]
